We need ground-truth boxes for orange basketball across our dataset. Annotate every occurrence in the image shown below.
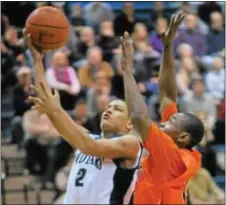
[25,6,70,51]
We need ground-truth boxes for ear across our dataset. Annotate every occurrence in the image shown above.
[126,120,133,131]
[177,132,191,146]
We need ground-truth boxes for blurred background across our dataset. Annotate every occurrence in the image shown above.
[1,1,225,204]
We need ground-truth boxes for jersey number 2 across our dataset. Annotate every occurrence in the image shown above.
[75,168,87,187]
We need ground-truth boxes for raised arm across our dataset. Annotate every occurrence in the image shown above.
[121,32,151,141]
[158,12,185,112]
[121,12,185,141]
[23,29,81,148]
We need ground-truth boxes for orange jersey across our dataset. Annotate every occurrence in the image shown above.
[134,103,201,204]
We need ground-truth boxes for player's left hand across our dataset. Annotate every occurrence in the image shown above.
[29,81,62,114]
[162,11,186,45]
[120,31,134,75]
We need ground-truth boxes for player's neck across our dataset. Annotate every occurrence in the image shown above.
[101,132,124,139]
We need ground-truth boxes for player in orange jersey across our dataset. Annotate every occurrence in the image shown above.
[121,11,204,204]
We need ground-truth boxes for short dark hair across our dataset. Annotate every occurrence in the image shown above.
[180,113,205,149]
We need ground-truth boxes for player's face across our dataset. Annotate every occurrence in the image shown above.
[159,113,182,141]
[100,100,132,135]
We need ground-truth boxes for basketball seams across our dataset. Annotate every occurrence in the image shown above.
[32,39,67,45]
[27,22,69,29]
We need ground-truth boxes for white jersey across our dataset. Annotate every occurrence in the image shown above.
[64,134,142,204]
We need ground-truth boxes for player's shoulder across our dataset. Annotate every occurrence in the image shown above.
[120,133,142,149]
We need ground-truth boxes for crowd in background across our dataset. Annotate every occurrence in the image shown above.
[1,2,225,204]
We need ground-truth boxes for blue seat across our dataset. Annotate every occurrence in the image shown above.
[214,176,225,190]
[211,145,225,152]
[136,13,150,20]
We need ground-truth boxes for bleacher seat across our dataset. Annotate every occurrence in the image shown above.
[214,176,225,190]
[67,1,178,11]
[211,145,225,153]
[1,87,14,140]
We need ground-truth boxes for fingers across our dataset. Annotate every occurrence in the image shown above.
[40,80,49,97]
[168,11,186,33]
[120,36,125,57]
[28,96,44,105]
[23,28,44,58]
[174,11,186,26]
[23,28,32,47]
[30,84,40,95]
[30,84,47,100]
[53,88,60,98]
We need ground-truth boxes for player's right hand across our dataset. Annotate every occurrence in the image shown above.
[29,80,62,114]
[23,28,43,61]
[162,11,186,45]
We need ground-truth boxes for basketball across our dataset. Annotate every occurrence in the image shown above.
[25,6,70,51]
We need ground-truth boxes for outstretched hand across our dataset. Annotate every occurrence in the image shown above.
[120,31,134,75]
[29,81,61,114]
[162,11,186,45]
[23,29,43,61]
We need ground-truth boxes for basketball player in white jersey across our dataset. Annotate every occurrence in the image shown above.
[23,29,143,204]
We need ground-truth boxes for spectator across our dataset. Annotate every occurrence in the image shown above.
[151,17,168,54]
[70,4,86,27]
[195,111,214,146]
[149,2,170,28]
[175,43,204,72]
[3,26,25,60]
[194,111,221,177]
[11,67,34,145]
[72,99,88,127]
[23,109,61,176]
[78,46,114,89]
[1,15,9,36]
[73,26,96,66]
[176,43,194,59]
[174,13,207,57]
[198,2,222,25]
[23,110,60,140]
[180,2,193,14]
[68,5,86,54]
[207,12,225,55]
[188,168,224,204]
[132,23,160,84]
[84,2,114,31]
[179,2,209,35]
[87,71,111,118]
[133,23,150,49]
[176,57,200,96]
[13,66,33,117]
[181,78,217,130]
[71,99,100,134]
[114,2,136,37]
[1,40,18,93]
[86,94,110,134]
[97,21,120,62]
[205,57,225,102]
[46,51,81,110]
